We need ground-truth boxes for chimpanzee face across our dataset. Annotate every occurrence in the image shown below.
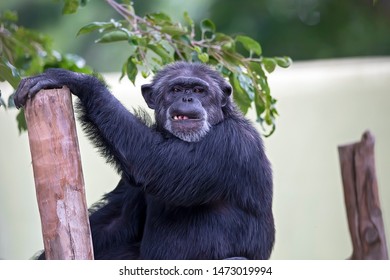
[141,63,232,142]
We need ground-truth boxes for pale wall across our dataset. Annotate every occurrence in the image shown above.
[0,58,389,259]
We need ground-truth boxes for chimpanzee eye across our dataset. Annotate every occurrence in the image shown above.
[193,87,205,94]
[172,86,182,93]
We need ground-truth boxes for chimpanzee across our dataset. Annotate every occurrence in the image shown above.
[14,62,274,260]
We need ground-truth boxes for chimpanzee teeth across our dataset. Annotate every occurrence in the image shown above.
[173,115,189,120]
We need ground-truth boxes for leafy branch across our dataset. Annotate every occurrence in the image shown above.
[83,0,291,136]
[0,9,93,132]
[1,0,291,136]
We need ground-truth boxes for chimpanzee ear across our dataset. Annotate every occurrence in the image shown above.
[221,83,232,107]
[141,84,156,110]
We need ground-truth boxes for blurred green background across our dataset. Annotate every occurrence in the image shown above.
[1,0,389,72]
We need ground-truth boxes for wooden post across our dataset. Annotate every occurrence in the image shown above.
[25,87,94,260]
[338,131,388,260]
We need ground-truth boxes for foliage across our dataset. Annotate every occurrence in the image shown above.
[82,0,291,135]
[0,9,93,133]
[1,0,291,136]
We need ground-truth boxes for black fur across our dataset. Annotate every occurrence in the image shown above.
[15,62,274,260]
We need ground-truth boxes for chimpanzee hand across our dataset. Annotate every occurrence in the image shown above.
[13,69,90,109]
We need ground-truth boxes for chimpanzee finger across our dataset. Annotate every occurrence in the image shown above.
[14,76,63,108]
[14,78,31,109]
[28,78,63,98]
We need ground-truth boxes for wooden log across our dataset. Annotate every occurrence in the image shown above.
[338,131,388,260]
[25,87,94,260]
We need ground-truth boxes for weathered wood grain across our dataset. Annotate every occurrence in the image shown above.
[25,87,94,260]
[338,131,388,260]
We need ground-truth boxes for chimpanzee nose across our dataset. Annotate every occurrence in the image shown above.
[182,97,193,102]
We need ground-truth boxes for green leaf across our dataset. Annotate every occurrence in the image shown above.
[229,74,251,114]
[16,109,27,134]
[219,49,245,71]
[141,71,149,79]
[237,72,254,100]
[253,81,267,118]
[62,0,80,15]
[95,30,129,43]
[249,61,263,76]
[263,124,276,138]
[197,53,209,63]
[235,35,262,56]
[200,19,216,33]
[147,44,173,64]
[120,61,127,81]
[147,12,172,25]
[77,21,115,36]
[217,65,232,77]
[183,11,194,27]
[8,93,15,108]
[0,57,21,88]
[264,109,273,126]
[62,53,87,68]
[262,58,276,73]
[126,57,138,85]
[62,0,89,13]
[221,41,235,52]
[275,56,292,68]
[214,33,235,52]
[250,61,270,94]
[160,25,187,36]
[200,19,216,40]
[193,46,202,54]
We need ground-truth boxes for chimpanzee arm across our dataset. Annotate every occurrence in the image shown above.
[14,69,158,178]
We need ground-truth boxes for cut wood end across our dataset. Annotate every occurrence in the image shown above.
[361,130,375,146]
[337,130,374,150]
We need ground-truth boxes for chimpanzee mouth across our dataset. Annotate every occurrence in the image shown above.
[172,115,199,121]
[166,110,210,142]
[171,114,202,121]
